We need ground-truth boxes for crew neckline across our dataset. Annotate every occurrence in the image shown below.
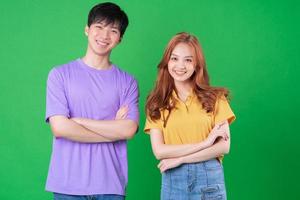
[77,58,115,73]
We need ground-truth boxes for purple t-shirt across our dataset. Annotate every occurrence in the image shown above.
[45,59,139,195]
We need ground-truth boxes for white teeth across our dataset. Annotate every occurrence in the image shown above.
[174,70,186,75]
[96,40,109,46]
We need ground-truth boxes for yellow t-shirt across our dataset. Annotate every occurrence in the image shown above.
[144,92,235,145]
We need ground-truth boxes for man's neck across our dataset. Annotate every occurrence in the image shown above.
[82,51,112,70]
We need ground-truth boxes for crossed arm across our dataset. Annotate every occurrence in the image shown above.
[49,106,138,143]
[149,121,230,172]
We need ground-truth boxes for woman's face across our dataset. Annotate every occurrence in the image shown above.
[168,42,195,84]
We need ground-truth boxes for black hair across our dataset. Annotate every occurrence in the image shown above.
[88,2,129,37]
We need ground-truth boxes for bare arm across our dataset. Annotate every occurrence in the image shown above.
[49,115,114,143]
[181,137,230,163]
[149,121,228,160]
[70,106,138,141]
[149,128,209,160]
[182,121,231,163]
[158,121,231,172]
[72,118,138,140]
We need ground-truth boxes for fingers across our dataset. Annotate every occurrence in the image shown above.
[115,105,129,120]
[119,105,129,114]
[211,129,228,141]
[224,132,229,141]
[160,166,166,173]
[217,121,226,128]
[157,160,163,168]
[218,130,229,141]
[207,124,230,145]
[158,160,167,173]
[219,130,228,141]
[211,121,226,131]
[158,161,163,172]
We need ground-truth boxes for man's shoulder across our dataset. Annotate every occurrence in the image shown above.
[48,59,80,77]
[113,64,137,83]
[52,59,79,72]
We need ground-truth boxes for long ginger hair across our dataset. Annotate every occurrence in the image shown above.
[145,32,229,126]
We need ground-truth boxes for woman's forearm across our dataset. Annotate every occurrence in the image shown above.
[180,138,230,164]
[157,139,230,172]
[150,121,229,160]
[150,128,212,160]
[152,140,210,160]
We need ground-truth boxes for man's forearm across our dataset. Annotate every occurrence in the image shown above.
[73,118,138,140]
[50,116,114,143]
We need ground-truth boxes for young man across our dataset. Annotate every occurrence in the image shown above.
[45,2,139,200]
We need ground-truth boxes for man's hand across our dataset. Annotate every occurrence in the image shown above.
[115,105,129,120]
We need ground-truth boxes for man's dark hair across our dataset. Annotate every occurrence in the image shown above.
[88,2,129,37]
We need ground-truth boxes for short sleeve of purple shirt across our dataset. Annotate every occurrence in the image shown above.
[120,77,139,123]
[45,68,70,122]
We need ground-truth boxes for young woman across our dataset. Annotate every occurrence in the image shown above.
[144,32,235,200]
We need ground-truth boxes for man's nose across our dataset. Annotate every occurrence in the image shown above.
[101,29,110,39]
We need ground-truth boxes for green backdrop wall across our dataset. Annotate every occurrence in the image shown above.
[1,0,299,199]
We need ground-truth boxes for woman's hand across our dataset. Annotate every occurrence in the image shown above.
[205,122,229,147]
[158,157,183,173]
[115,105,128,120]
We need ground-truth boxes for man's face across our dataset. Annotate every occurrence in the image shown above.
[85,21,121,56]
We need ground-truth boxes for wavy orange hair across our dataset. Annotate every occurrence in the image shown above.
[145,32,229,126]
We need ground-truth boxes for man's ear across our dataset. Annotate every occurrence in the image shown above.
[84,26,89,36]
[118,37,122,43]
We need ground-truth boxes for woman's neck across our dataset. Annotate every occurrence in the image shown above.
[174,81,192,102]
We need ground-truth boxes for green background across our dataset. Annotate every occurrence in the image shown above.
[0,0,299,199]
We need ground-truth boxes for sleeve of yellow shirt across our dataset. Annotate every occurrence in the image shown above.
[214,96,236,125]
[144,116,163,134]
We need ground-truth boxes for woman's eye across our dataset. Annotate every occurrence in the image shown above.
[186,59,192,63]
[170,57,177,61]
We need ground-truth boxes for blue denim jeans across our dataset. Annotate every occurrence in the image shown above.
[53,193,125,200]
[161,159,227,200]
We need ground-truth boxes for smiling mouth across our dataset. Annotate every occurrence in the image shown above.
[96,40,109,46]
[173,70,187,75]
